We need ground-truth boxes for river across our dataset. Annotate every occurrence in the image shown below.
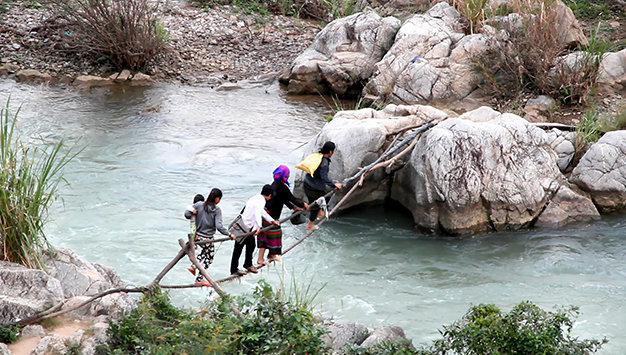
[1,80,624,353]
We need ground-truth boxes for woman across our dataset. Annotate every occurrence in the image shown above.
[303,141,342,230]
[185,188,235,286]
[257,165,308,265]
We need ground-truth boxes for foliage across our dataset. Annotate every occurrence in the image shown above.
[197,0,358,21]
[563,0,619,20]
[0,324,19,343]
[473,0,611,106]
[0,101,78,269]
[450,0,489,34]
[347,338,421,355]
[427,302,607,354]
[597,105,626,132]
[97,280,327,354]
[50,0,168,70]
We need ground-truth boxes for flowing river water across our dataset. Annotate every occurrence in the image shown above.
[2,80,625,352]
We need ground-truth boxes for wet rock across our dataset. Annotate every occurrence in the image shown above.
[360,325,406,347]
[73,75,113,89]
[322,321,370,351]
[571,131,626,212]
[535,184,599,228]
[15,69,51,84]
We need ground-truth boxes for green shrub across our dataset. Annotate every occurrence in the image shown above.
[428,302,607,354]
[347,338,420,355]
[0,324,19,343]
[98,280,327,354]
[0,101,78,269]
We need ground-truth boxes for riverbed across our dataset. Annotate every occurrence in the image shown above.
[2,80,624,353]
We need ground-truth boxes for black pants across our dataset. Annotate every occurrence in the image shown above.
[304,185,326,222]
[230,235,255,274]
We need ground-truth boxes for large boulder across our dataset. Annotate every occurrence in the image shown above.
[570,131,626,212]
[392,107,567,234]
[534,184,599,228]
[294,104,448,210]
[280,10,400,95]
[363,2,492,104]
[0,248,135,325]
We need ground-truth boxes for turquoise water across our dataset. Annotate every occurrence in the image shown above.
[2,81,624,353]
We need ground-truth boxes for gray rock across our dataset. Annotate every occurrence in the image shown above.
[360,325,406,347]
[0,343,11,355]
[294,104,448,212]
[0,261,64,324]
[571,131,626,212]
[43,248,123,297]
[545,128,575,172]
[364,3,492,104]
[598,49,626,88]
[393,111,565,234]
[21,324,45,337]
[282,10,400,95]
[15,69,52,84]
[535,184,600,228]
[322,321,370,351]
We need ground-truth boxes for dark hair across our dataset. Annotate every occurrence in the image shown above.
[320,141,336,154]
[193,194,205,203]
[261,184,273,196]
[204,188,223,211]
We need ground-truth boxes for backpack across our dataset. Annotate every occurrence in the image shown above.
[295,153,323,177]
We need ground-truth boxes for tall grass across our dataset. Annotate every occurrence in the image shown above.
[0,101,78,269]
[451,0,489,34]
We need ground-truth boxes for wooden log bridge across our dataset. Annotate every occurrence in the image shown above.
[16,120,439,326]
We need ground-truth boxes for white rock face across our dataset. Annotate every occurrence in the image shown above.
[393,109,565,234]
[0,248,135,325]
[281,10,400,95]
[294,104,448,210]
[545,128,575,172]
[598,49,626,88]
[363,3,493,104]
[571,131,626,212]
[534,184,599,228]
[0,261,64,323]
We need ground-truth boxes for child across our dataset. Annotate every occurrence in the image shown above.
[185,193,204,278]
[185,189,235,286]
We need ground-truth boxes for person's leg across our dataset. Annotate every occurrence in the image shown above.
[266,224,282,260]
[256,232,267,265]
[243,235,256,270]
[304,186,324,229]
[230,240,244,275]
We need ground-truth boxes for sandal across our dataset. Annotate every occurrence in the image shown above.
[187,266,196,276]
[246,266,259,274]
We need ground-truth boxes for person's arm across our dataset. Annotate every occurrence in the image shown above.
[281,183,305,209]
[214,208,230,236]
[319,158,342,189]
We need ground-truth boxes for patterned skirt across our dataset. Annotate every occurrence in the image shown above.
[257,219,282,256]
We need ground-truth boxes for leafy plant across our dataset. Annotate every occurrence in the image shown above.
[0,101,78,269]
[0,324,19,343]
[428,302,607,354]
[347,338,420,354]
[98,280,327,354]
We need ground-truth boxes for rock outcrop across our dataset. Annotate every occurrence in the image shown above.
[571,131,626,213]
[296,105,603,235]
[322,321,408,352]
[280,10,400,95]
[0,248,134,325]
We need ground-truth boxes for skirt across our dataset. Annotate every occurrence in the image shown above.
[257,219,282,256]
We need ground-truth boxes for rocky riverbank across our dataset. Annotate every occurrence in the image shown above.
[0,0,320,85]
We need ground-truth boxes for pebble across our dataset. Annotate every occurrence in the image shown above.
[0,0,320,84]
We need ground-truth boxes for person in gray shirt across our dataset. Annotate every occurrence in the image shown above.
[185,188,235,286]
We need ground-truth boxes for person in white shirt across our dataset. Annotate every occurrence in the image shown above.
[230,184,279,276]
